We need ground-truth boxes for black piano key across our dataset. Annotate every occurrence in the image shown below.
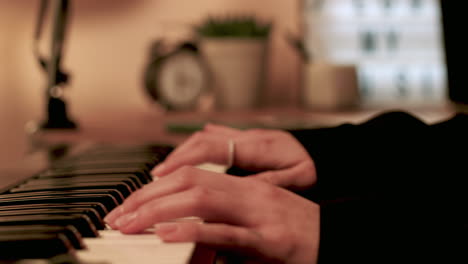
[0,189,124,204]
[0,205,104,227]
[19,176,138,191]
[0,214,98,237]
[38,167,152,184]
[67,148,160,156]
[49,162,150,173]
[53,159,156,170]
[54,158,157,170]
[76,144,173,158]
[13,182,134,198]
[0,233,73,259]
[0,194,119,212]
[54,150,160,159]
[0,225,85,249]
[32,174,144,189]
[49,162,153,173]
[0,143,174,261]
[17,176,138,191]
[55,153,158,161]
[50,144,172,168]
[0,203,109,219]
[0,189,125,208]
[0,208,104,230]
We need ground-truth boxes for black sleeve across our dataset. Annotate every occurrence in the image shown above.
[290,110,468,263]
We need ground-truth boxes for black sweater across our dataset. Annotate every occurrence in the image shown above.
[290,111,468,263]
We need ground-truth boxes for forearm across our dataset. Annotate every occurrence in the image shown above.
[290,111,441,201]
[292,111,468,262]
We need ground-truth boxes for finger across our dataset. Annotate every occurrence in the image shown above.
[228,136,282,171]
[115,187,244,234]
[152,131,210,176]
[104,177,188,227]
[106,167,224,226]
[250,161,316,190]
[155,222,263,254]
[152,135,232,177]
[158,132,265,174]
[166,131,209,158]
[152,124,241,176]
[232,130,310,172]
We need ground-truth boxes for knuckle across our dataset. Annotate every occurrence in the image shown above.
[304,159,315,170]
[191,133,213,153]
[174,166,197,186]
[186,224,202,241]
[256,137,273,155]
[263,171,278,185]
[190,186,212,205]
[298,161,316,186]
[192,131,204,139]
[253,180,282,200]
[254,172,278,187]
[146,200,162,214]
[264,186,282,200]
[192,131,208,145]
[186,132,202,147]
[304,161,316,176]
[128,188,145,205]
[263,227,295,258]
[139,204,163,224]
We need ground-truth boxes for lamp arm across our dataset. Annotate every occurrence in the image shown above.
[38,0,77,130]
[48,0,69,94]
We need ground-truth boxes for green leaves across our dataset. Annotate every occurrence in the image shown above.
[195,15,271,38]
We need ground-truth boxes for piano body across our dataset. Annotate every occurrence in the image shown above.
[0,143,217,264]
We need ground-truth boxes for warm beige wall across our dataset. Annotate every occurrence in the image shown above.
[0,1,39,164]
[1,0,301,118]
[0,0,301,163]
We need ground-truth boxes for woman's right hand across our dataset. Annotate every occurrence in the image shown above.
[106,166,320,264]
[151,124,317,191]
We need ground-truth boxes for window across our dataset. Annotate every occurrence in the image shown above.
[302,0,446,106]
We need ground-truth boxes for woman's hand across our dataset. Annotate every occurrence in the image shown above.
[151,124,317,191]
[105,166,320,264]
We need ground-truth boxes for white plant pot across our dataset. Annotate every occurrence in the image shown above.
[199,38,268,110]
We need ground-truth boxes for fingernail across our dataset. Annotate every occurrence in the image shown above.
[154,222,179,236]
[151,164,165,176]
[114,212,138,228]
[104,204,125,223]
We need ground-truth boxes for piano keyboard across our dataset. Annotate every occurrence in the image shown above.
[0,143,211,264]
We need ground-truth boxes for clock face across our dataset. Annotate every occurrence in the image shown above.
[157,51,208,110]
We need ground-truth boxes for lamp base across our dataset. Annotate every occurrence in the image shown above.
[40,96,78,130]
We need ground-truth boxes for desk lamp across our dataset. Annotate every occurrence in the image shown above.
[34,0,77,129]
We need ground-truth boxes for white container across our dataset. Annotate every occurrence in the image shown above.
[199,38,268,110]
[302,62,360,110]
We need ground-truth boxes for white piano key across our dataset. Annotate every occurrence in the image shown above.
[76,163,225,264]
[76,229,195,264]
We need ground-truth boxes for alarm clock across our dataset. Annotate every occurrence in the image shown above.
[144,41,210,111]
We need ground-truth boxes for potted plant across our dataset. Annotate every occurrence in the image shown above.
[195,15,272,110]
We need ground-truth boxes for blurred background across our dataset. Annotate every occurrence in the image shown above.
[0,0,456,165]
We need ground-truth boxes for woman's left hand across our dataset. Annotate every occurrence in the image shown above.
[151,123,317,191]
